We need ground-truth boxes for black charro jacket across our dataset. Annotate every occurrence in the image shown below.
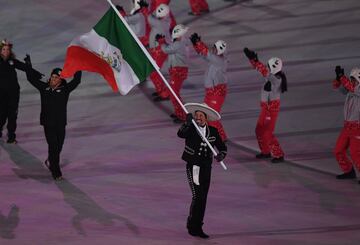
[25,67,81,126]
[177,122,227,166]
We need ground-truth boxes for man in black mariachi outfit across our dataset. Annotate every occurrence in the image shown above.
[177,102,227,239]
[24,55,81,181]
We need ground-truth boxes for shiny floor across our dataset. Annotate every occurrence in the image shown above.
[1,0,360,244]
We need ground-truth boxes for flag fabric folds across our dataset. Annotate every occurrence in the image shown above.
[62,8,154,95]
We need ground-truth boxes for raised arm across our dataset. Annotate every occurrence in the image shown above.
[190,33,209,57]
[66,71,82,92]
[339,76,360,95]
[243,47,269,77]
[335,66,360,95]
[23,55,47,90]
[13,59,27,72]
[177,114,195,138]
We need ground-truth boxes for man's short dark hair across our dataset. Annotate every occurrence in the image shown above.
[195,110,207,119]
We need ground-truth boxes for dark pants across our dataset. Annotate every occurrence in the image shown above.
[43,124,66,178]
[0,91,19,140]
[186,163,211,231]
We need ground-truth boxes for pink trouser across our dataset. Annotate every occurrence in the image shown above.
[204,84,227,141]
[169,67,188,120]
[188,0,209,14]
[334,121,360,173]
[149,46,169,98]
[255,100,284,158]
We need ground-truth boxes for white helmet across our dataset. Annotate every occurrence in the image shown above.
[214,40,226,55]
[268,57,283,74]
[350,67,360,83]
[155,4,169,18]
[130,0,141,15]
[172,24,189,39]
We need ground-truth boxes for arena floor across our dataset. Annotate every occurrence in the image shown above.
[1,0,360,244]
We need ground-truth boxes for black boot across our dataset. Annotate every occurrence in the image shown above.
[336,168,356,179]
[152,92,159,97]
[6,138,17,144]
[187,217,201,237]
[256,153,271,159]
[187,219,198,237]
[271,156,284,163]
[198,228,209,239]
[7,132,17,144]
[187,228,198,237]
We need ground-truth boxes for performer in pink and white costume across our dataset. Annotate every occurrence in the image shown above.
[333,66,360,183]
[244,48,287,163]
[160,24,191,122]
[189,33,228,141]
[148,4,171,100]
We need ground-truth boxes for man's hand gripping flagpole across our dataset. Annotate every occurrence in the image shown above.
[106,0,227,170]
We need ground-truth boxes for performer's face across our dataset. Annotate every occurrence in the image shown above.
[195,111,207,127]
[49,74,62,88]
[1,45,11,59]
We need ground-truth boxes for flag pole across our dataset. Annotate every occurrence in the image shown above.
[106,0,227,170]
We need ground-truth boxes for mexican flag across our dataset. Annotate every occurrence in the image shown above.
[62,7,154,95]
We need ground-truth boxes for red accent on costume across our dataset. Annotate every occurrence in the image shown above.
[333,79,341,89]
[149,0,177,31]
[168,11,177,31]
[150,0,170,12]
[250,59,269,77]
[157,36,167,45]
[256,100,284,158]
[169,67,188,120]
[188,0,209,15]
[149,44,169,98]
[140,8,151,47]
[334,121,360,172]
[204,84,228,141]
[340,76,355,92]
[344,121,360,131]
[119,9,126,17]
[193,41,209,56]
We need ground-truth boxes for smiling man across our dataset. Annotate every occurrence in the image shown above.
[24,55,81,181]
[177,102,227,239]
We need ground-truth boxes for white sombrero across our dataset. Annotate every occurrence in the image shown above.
[184,103,221,121]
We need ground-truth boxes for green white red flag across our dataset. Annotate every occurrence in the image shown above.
[62,7,154,95]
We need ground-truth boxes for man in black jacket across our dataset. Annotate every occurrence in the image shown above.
[0,39,27,143]
[24,55,81,181]
[177,102,227,239]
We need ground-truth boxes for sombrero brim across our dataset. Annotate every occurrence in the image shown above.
[184,103,221,121]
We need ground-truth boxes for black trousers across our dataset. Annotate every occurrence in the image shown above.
[0,91,19,140]
[186,162,212,231]
[43,124,66,178]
